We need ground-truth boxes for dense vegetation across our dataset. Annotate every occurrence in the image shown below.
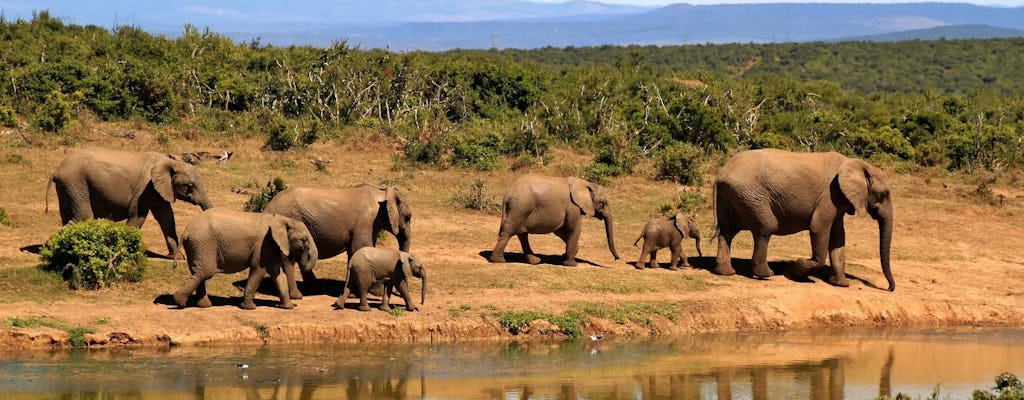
[39,219,146,290]
[2,12,1023,183]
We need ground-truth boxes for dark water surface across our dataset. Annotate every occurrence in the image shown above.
[1,328,1022,399]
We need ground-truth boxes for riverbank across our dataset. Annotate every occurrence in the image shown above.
[2,129,1024,348]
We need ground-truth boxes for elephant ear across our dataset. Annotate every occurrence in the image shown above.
[385,187,404,233]
[567,177,595,216]
[150,160,176,203]
[672,213,688,237]
[399,251,412,279]
[269,216,291,258]
[838,159,869,216]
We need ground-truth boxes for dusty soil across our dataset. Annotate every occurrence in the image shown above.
[2,124,1024,349]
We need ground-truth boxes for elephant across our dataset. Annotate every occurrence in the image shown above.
[336,247,425,312]
[46,147,213,259]
[633,213,703,270]
[264,183,412,297]
[713,149,894,291]
[172,208,318,309]
[488,174,620,266]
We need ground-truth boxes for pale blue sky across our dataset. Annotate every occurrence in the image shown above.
[532,0,1023,5]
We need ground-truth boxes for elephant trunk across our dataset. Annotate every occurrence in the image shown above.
[419,271,426,305]
[604,215,620,260]
[397,228,411,252]
[694,237,703,258]
[197,193,214,211]
[877,202,895,292]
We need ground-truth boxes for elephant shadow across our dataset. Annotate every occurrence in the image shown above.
[231,278,348,298]
[18,244,42,254]
[478,251,603,268]
[687,256,880,289]
[153,294,280,309]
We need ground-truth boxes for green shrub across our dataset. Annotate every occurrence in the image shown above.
[584,162,625,185]
[495,310,547,335]
[243,177,287,212]
[264,119,296,151]
[40,219,146,290]
[972,372,1024,400]
[0,107,17,128]
[0,207,12,227]
[654,142,705,185]
[33,90,79,133]
[403,138,445,166]
[453,179,501,212]
[845,126,915,161]
[447,132,502,171]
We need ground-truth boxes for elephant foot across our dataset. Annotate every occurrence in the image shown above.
[667,265,679,271]
[196,296,212,308]
[828,275,851,287]
[169,251,185,261]
[562,258,578,267]
[333,298,346,309]
[172,293,189,308]
[681,263,693,269]
[714,264,736,276]
[752,264,774,279]
[406,305,419,312]
[358,304,372,312]
[239,300,257,310]
[525,254,541,265]
[793,259,821,275]
[289,290,303,300]
[633,263,645,270]
[278,302,297,310]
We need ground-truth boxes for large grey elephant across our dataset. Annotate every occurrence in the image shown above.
[264,184,412,296]
[336,247,425,312]
[713,149,895,291]
[173,208,318,309]
[633,213,702,270]
[47,147,213,259]
[488,174,620,266]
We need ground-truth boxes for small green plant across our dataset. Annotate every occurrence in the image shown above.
[4,153,29,165]
[972,372,1024,400]
[243,320,271,339]
[40,219,146,290]
[453,179,501,212]
[0,207,12,227]
[66,326,96,347]
[495,310,548,335]
[386,307,405,317]
[0,106,17,128]
[5,316,49,328]
[243,177,287,212]
[92,317,110,325]
[448,304,472,317]
[311,158,331,172]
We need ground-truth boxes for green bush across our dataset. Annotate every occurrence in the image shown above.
[972,372,1024,400]
[654,142,705,185]
[264,119,296,151]
[0,107,17,128]
[40,219,146,290]
[403,138,445,166]
[845,126,915,160]
[33,90,79,133]
[243,177,287,212]
[447,132,503,171]
[584,161,625,185]
[0,207,12,227]
[453,179,501,212]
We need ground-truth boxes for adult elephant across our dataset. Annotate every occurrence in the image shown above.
[488,174,620,266]
[47,147,213,259]
[713,149,895,291]
[264,184,412,296]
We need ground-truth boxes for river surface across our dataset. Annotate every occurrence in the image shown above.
[1,328,1022,399]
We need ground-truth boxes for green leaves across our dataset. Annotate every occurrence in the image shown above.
[40,219,146,290]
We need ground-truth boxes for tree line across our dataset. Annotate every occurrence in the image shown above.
[2,11,1023,183]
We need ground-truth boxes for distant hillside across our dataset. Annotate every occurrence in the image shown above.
[838,24,1024,42]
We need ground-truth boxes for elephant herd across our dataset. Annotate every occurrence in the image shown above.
[44,146,895,312]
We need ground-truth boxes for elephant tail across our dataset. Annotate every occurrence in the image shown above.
[44,175,54,214]
[633,233,642,247]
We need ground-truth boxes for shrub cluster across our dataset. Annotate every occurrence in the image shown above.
[243,177,288,212]
[39,219,146,290]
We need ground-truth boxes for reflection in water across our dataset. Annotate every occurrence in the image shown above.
[1,328,1023,399]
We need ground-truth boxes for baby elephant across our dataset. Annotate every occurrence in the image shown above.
[634,213,702,270]
[173,208,318,310]
[337,247,426,312]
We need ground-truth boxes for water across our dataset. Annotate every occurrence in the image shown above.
[1,328,1022,399]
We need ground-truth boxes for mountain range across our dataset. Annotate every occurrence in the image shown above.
[12,1,1024,50]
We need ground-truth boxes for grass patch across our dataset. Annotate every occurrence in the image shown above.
[242,320,271,339]
[495,310,549,335]
[92,317,109,325]
[575,302,680,325]
[0,267,71,303]
[386,307,405,317]
[5,316,97,347]
[448,304,472,318]
[492,302,681,338]
[0,207,12,227]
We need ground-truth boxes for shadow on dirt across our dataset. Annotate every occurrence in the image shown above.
[478,250,605,267]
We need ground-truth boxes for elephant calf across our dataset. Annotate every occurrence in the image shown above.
[337,247,426,312]
[633,214,702,270]
[173,209,318,310]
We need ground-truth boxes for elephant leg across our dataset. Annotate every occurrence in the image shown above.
[797,227,831,276]
[560,227,581,267]
[281,259,303,300]
[240,267,266,310]
[751,233,773,278]
[827,219,850,287]
[635,243,648,270]
[357,287,372,312]
[335,282,352,309]
[397,279,418,312]
[490,210,528,263]
[173,274,208,308]
[517,233,541,265]
[150,203,183,260]
[714,230,738,276]
[300,269,320,295]
[669,243,682,270]
[268,263,296,309]
[380,282,393,311]
[648,250,658,269]
[55,182,91,223]
[195,280,212,308]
